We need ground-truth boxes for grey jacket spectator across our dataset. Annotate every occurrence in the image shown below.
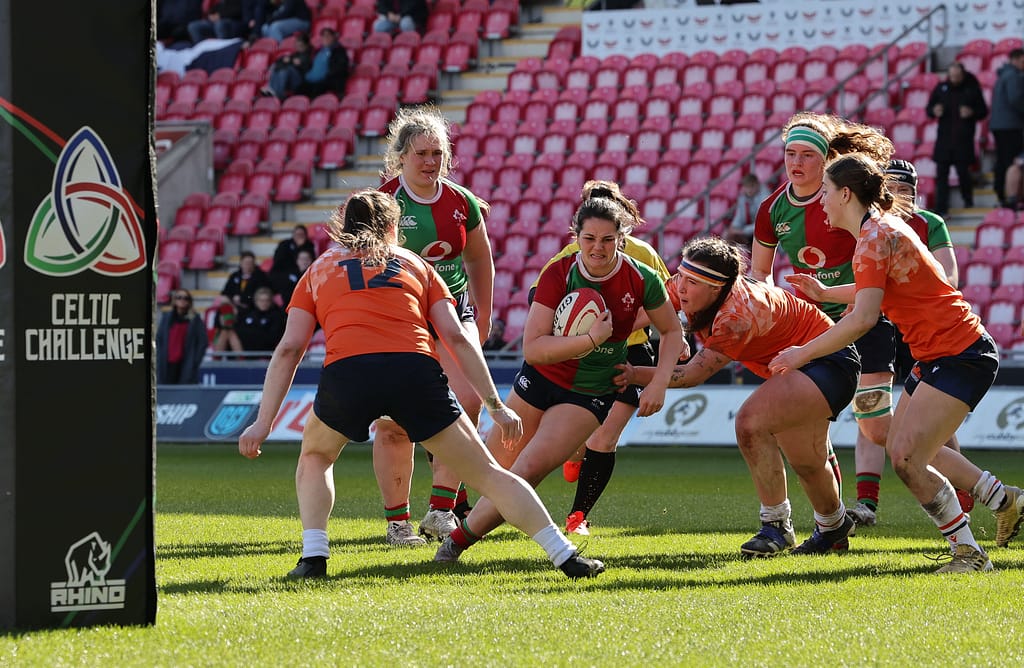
[990,49,1024,204]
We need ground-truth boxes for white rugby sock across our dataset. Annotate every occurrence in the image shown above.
[532,524,576,567]
[923,482,979,550]
[759,499,792,524]
[302,529,330,559]
[813,501,847,533]
[972,470,1007,511]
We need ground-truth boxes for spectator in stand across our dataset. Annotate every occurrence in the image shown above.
[156,289,209,384]
[1003,151,1024,210]
[274,248,314,305]
[725,174,770,249]
[187,1,245,42]
[236,287,287,355]
[261,0,311,43]
[482,319,506,351]
[261,32,312,99]
[991,49,1024,208]
[373,0,428,34]
[221,250,273,313]
[270,27,349,98]
[158,0,203,44]
[271,224,316,276]
[926,62,988,216]
[211,304,244,355]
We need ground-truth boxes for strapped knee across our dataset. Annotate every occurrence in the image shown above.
[852,384,892,420]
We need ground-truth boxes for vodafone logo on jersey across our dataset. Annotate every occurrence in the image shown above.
[797,246,827,269]
[420,240,455,262]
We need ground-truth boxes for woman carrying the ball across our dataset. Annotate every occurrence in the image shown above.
[530,180,678,536]
[238,190,604,580]
[434,196,684,564]
[622,236,861,556]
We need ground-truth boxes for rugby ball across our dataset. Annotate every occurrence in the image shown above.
[553,288,606,342]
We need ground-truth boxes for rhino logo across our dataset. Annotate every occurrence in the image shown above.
[65,531,111,586]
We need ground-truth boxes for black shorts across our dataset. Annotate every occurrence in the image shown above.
[852,315,896,377]
[798,344,861,420]
[904,333,999,411]
[314,353,461,442]
[893,325,916,382]
[512,363,616,423]
[427,291,475,339]
[615,341,657,408]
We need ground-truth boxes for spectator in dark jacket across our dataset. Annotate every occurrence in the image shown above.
[990,49,1024,207]
[295,28,350,97]
[926,62,988,215]
[236,287,287,355]
[156,289,209,384]
[262,32,312,99]
[374,0,428,33]
[187,0,245,42]
[261,0,311,42]
[221,250,273,313]
[158,0,203,44]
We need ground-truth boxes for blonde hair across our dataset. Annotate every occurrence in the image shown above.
[782,112,894,164]
[381,105,453,180]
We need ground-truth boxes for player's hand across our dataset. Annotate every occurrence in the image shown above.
[784,274,828,301]
[589,310,613,346]
[613,362,635,387]
[239,422,270,459]
[768,346,806,376]
[637,384,666,418]
[490,405,523,450]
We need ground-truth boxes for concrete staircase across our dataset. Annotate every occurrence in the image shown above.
[185,2,579,304]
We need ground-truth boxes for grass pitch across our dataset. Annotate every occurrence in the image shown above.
[4,444,1024,666]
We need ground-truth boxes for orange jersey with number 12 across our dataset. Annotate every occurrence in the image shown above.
[288,244,455,366]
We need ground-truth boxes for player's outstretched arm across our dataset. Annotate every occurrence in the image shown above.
[238,308,316,460]
[431,298,522,447]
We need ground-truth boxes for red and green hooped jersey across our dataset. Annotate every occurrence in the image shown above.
[532,253,668,395]
[906,209,953,251]
[379,175,483,296]
[754,182,856,318]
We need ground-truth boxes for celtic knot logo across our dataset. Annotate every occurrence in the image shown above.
[24,127,146,276]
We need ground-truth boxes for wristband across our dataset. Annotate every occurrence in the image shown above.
[587,332,597,351]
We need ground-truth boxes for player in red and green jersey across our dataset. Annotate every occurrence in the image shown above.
[529,180,681,537]
[434,196,683,564]
[372,107,496,546]
[751,112,901,536]
[772,154,1024,572]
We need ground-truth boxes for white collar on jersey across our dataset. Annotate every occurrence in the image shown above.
[575,251,623,282]
[398,174,442,205]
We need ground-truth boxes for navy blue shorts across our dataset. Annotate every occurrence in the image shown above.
[615,341,657,408]
[903,333,999,411]
[852,315,896,377]
[314,353,461,443]
[798,344,861,420]
[512,363,616,423]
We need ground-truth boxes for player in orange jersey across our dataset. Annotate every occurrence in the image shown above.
[238,190,604,580]
[771,153,1024,572]
[622,236,860,556]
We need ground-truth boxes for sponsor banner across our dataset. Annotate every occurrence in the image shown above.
[3,1,157,629]
[582,1,1023,57]
[620,386,1024,449]
[159,385,1024,450]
